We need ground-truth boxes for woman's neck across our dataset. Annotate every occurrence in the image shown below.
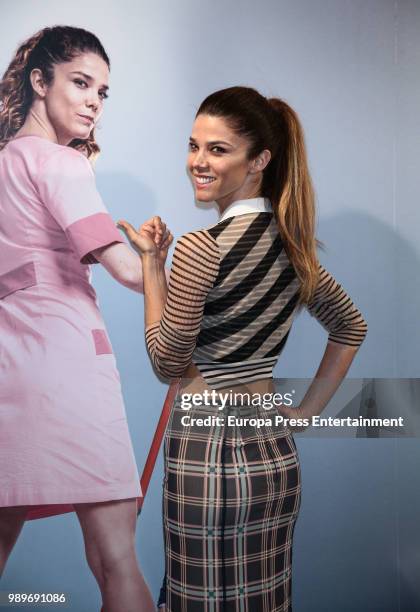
[16,106,59,144]
[216,187,262,217]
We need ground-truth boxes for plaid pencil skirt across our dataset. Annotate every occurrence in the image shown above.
[162,396,301,612]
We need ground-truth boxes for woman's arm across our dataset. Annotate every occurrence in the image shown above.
[143,232,219,379]
[293,342,360,424]
[37,152,172,291]
[285,266,367,426]
[141,252,168,323]
[92,216,171,294]
[92,242,145,292]
[118,220,219,379]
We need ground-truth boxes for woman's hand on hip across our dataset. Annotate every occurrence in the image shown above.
[277,405,309,432]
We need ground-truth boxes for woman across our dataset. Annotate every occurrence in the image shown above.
[120,86,368,612]
[0,26,172,612]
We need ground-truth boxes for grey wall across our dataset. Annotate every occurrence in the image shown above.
[1,1,419,610]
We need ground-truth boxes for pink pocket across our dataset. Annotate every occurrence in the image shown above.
[0,261,37,299]
[91,329,113,355]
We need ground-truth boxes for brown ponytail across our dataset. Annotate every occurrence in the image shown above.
[196,86,320,303]
[0,26,110,158]
[264,98,319,303]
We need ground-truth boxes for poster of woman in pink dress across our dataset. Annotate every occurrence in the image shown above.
[0,26,171,612]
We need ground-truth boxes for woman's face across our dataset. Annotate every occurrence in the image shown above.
[188,114,263,210]
[38,52,109,145]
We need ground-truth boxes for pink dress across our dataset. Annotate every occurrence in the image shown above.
[0,136,141,520]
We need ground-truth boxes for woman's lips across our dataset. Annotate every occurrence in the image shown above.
[77,114,94,126]
[194,176,216,189]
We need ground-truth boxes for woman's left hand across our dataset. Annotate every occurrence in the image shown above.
[277,405,309,432]
[117,216,173,264]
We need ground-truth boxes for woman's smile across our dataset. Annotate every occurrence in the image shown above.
[193,174,217,189]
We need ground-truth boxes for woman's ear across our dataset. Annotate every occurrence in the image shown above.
[29,68,48,98]
[249,149,271,174]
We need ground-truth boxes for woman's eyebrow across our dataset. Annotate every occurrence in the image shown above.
[189,137,232,146]
[70,70,109,91]
[207,140,231,146]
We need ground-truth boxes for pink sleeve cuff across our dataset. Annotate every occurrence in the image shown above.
[66,212,124,264]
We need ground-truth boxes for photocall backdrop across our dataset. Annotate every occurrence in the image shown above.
[1,1,419,610]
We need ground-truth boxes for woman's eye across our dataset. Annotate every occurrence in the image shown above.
[99,91,109,100]
[74,78,88,88]
[211,146,226,154]
[188,142,198,151]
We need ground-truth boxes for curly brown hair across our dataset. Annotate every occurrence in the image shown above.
[0,26,110,158]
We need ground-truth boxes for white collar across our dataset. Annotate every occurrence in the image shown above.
[219,197,272,222]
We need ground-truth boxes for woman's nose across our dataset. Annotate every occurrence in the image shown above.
[193,150,209,169]
[86,94,100,113]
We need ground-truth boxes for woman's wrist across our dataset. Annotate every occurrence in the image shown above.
[141,251,160,263]
[141,252,166,279]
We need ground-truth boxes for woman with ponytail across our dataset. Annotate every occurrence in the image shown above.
[0,26,173,612]
[120,86,367,612]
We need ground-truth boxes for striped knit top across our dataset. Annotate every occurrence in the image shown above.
[145,198,367,389]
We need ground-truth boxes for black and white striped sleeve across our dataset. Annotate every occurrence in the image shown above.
[306,265,367,347]
[145,230,220,378]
